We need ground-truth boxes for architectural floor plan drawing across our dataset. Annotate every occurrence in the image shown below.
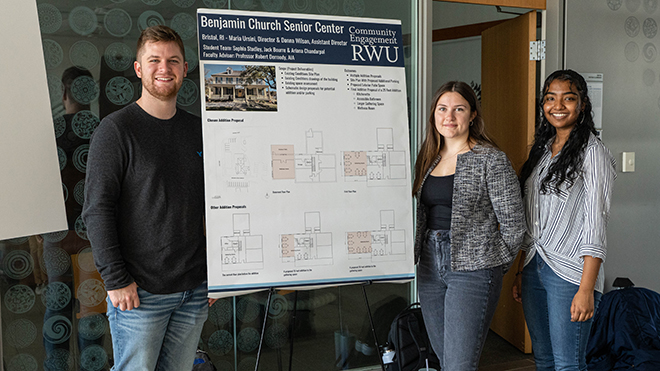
[199,11,415,296]
[343,128,407,187]
[220,214,264,271]
[216,134,253,194]
[346,210,406,262]
[280,212,333,266]
[271,144,295,180]
[271,129,336,183]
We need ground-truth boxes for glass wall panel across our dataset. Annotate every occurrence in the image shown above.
[1,1,416,370]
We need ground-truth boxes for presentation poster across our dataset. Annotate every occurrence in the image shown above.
[0,1,67,241]
[197,9,414,297]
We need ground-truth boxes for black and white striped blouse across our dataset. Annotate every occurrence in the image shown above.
[522,133,616,293]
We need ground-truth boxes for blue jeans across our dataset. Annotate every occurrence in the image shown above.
[417,230,504,371]
[107,281,209,371]
[522,253,602,371]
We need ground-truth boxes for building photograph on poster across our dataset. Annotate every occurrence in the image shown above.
[204,63,277,111]
[197,9,413,297]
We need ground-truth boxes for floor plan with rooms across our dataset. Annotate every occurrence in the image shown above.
[220,213,264,271]
[346,210,406,262]
[280,212,333,266]
[271,129,336,183]
[342,128,407,187]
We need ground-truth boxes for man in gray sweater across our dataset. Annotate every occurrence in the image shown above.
[82,25,212,370]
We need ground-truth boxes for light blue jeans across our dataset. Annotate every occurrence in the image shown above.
[107,281,209,371]
[522,253,602,371]
[417,230,504,371]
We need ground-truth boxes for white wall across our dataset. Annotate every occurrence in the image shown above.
[432,36,482,92]
[561,1,660,293]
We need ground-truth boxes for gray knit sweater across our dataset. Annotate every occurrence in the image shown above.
[82,103,207,294]
[414,144,525,271]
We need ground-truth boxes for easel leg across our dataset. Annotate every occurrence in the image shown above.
[288,290,298,371]
[255,288,275,371]
[362,281,386,371]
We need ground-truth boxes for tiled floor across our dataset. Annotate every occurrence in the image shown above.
[478,330,535,371]
[478,359,536,371]
[361,330,535,371]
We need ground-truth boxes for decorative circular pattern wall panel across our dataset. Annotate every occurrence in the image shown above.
[69,6,97,36]
[104,8,133,37]
[38,3,63,34]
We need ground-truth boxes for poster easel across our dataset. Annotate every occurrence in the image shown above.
[252,282,387,371]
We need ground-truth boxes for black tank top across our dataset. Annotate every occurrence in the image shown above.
[420,174,454,230]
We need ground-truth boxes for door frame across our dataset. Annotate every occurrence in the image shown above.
[436,0,545,10]
[418,0,547,150]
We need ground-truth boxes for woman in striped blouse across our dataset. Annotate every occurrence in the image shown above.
[512,69,616,371]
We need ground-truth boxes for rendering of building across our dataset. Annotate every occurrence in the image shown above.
[206,67,274,102]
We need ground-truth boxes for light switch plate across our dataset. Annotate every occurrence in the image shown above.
[622,152,635,172]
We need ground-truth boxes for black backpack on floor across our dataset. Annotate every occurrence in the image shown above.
[386,303,441,371]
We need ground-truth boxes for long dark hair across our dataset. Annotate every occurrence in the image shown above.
[519,69,598,195]
[412,81,496,195]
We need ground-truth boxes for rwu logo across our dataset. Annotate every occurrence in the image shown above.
[351,45,399,63]
[197,151,203,157]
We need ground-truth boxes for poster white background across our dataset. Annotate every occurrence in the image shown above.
[199,10,414,297]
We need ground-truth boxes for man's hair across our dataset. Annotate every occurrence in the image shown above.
[136,25,185,62]
[61,66,93,98]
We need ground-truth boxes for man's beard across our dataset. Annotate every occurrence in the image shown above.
[141,78,181,101]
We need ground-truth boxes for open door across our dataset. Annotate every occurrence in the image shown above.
[481,10,536,353]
